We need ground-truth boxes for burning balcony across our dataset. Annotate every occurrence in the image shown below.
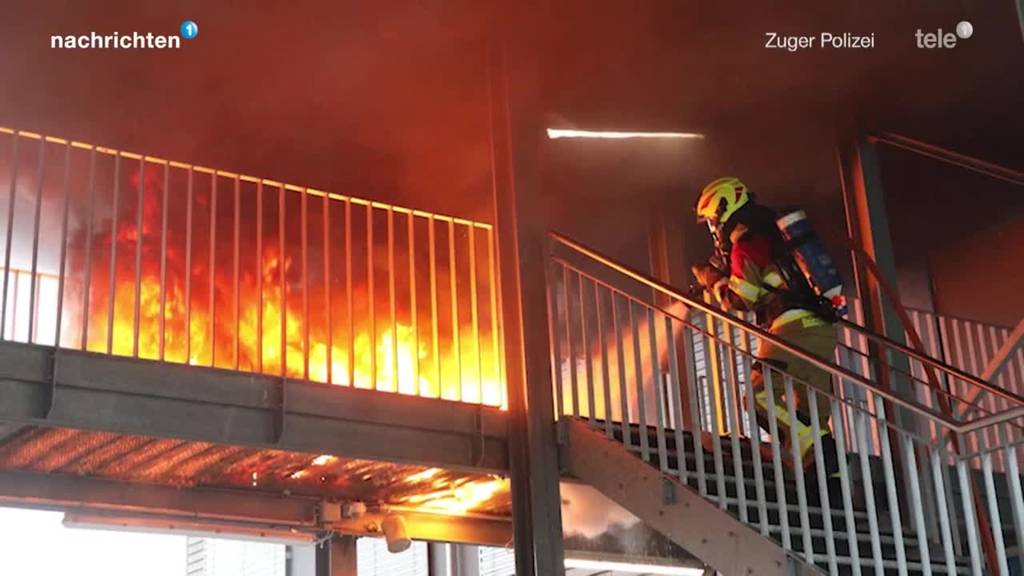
[0,126,505,408]
[0,124,517,550]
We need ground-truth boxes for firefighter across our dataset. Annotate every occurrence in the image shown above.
[691,176,839,474]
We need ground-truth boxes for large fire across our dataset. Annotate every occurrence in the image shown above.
[398,467,509,516]
[47,160,504,407]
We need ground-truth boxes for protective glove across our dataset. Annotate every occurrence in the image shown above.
[691,263,732,308]
[691,263,724,291]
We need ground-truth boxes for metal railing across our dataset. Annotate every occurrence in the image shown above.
[547,232,1024,575]
[0,127,505,407]
[835,303,1024,471]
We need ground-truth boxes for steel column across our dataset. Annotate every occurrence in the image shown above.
[316,536,358,576]
[456,544,482,576]
[428,542,453,576]
[841,137,916,402]
[488,37,565,576]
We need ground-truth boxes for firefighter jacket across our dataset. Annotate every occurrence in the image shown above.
[709,204,825,331]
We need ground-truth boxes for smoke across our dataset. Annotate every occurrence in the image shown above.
[560,482,638,538]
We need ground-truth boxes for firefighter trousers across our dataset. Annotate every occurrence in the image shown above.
[750,317,838,464]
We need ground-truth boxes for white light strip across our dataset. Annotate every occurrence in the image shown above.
[546,128,704,140]
[564,557,705,575]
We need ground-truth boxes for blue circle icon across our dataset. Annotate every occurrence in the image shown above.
[180,20,199,40]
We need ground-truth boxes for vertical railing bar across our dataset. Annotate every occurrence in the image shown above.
[12,271,21,338]
[784,376,814,564]
[629,301,650,463]
[367,204,375,389]
[902,435,933,576]
[597,285,614,438]
[1004,446,1024,570]
[938,424,964,557]
[301,187,309,381]
[32,277,41,343]
[563,266,579,417]
[665,316,688,484]
[278,184,286,378]
[956,459,984,575]
[721,325,748,523]
[346,200,354,387]
[649,308,669,474]
[830,396,862,576]
[158,162,169,360]
[447,219,460,400]
[486,229,499,404]
[581,277,595,424]
[971,323,996,464]
[682,326,707,496]
[130,156,142,356]
[808,392,838,574]
[702,321,726,508]
[704,308,726,438]
[428,215,439,395]
[738,328,757,437]
[105,153,121,355]
[408,213,419,396]
[184,168,194,363]
[546,260,565,417]
[856,410,885,576]
[233,176,240,370]
[80,146,97,350]
[1,134,19,340]
[256,180,263,372]
[208,172,217,366]
[612,293,632,453]
[387,207,396,392]
[742,335,768,536]
[54,142,71,349]
[874,397,908,576]
[981,452,1010,576]
[468,223,481,404]
[763,367,791,550]
[27,138,45,344]
[929,447,958,575]
[950,321,968,428]
[324,191,332,385]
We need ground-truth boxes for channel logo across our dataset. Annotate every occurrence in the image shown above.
[915,21,973,49]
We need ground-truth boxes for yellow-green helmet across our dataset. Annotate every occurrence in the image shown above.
[696,177,750,225]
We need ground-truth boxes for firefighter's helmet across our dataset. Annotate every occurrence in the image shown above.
[696,177,750,226]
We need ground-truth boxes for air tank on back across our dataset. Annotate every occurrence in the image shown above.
[776,209,847,317]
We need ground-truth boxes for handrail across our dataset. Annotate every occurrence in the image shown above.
[868,132,1024,187]
[548,231,1024,434]
[841,239,1024,406]
[553,257,943,445]
[839,316,1024,406]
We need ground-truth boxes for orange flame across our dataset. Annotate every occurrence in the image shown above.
[66,165,504,407]
[400,469,508,515]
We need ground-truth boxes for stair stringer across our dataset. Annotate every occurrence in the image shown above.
[561,419,824,576]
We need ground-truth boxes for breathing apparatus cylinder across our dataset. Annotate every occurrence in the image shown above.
[776,209,847,316]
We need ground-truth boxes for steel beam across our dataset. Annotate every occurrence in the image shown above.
[63,510,317,544]
[561,419,822,576]
[0,341,508,473]
[0,470,513,547]
[0,469,319,526]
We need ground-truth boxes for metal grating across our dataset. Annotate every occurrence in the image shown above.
[0,426,512,517]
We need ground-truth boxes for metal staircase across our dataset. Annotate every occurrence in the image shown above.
[547,233,1024,576]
